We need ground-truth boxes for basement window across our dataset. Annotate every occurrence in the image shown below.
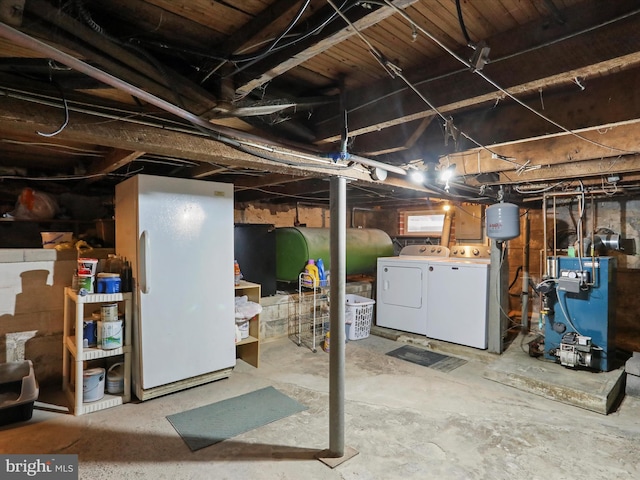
[400,211,445,236]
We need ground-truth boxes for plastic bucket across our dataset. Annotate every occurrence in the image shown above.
[98,320,123,349]
[78,258,98,276]
[83,367,105,402]
[106,363,124,394]
[77,274,94,293]
[235,319,249,339]
[97,274,121,294]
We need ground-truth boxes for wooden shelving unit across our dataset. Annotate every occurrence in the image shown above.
[62,288,132,415]
[234,280,261,368]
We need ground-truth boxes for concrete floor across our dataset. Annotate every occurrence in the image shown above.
[2,332,640,479]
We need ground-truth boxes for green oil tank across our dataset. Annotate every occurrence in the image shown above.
[275,227,393,282]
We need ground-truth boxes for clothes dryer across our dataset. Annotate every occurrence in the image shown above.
[376,246,449,335]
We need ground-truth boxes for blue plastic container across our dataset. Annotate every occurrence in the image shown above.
[96,275,121,294]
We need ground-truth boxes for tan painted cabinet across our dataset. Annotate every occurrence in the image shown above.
[234,281,261,368]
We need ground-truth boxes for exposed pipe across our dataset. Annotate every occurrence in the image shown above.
[348,153,407,177]
[0,23,406,177]
[521,211,530,332]
[542,193,548,277]
[0,23,242,142]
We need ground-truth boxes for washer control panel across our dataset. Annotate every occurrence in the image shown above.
[450,245,491,259]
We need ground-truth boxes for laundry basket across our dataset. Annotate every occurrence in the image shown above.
[345,294,375,340]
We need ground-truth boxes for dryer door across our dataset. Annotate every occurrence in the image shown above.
[376,260,428,335]
[379,264,423,308]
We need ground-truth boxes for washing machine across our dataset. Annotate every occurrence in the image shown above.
[376,246,449,335]
[425,245,491,349]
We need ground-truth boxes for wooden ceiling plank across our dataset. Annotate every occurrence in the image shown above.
[491,153,640,185]
[214,0,303,56]
[235,0,421,96]
[391,65,640,163]
[86,148,145,176]
[354,115,435,156]
[144,0,252,33]
[440,120,640,176]
[312,0,640,143]
[0,95,375,183]
[25,0,221,115]
[190,165,232,179]
[26,0,225,115]
[91,0,226,50]
[234,172,301,190]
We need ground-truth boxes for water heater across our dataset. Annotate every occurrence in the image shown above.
[486,203,520,241]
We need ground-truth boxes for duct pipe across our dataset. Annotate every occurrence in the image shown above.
[521,211,530,332]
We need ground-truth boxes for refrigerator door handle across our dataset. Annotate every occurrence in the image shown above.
[140,230,150,294]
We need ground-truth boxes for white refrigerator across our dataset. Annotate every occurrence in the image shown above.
[115,174,236,401]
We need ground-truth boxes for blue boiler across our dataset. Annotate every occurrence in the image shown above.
[544,256,616,371]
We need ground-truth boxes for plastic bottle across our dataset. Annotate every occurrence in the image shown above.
[323,331,330,353]
[105,254,123,274]
[120,260,132,292]
[303,259,320,287]
[234,260,242,285]
[316,258,326,285]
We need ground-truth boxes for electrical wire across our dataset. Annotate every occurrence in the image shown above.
[198,0,353,82]
[555,287,583,336]
[22,10,379,177]
[455,0,473,46]
[0,170,142,181]
[36,82,69,137]
[5,86,367,177]
[242,187,331,202]
[0,139,104,156]
[382,0,639,156]
[225,0,311,77]
[321,5,640,135]
[515,181,566,194]
[326,0,529,173]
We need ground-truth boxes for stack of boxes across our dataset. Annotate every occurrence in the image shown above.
[625,352,640,397]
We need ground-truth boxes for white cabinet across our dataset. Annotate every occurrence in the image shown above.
[62,287,132,415]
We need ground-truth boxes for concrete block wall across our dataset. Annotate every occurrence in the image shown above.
[0,248,114,386]
[625,352,640,397]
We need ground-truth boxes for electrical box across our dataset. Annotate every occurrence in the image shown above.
[557,269,590,293]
